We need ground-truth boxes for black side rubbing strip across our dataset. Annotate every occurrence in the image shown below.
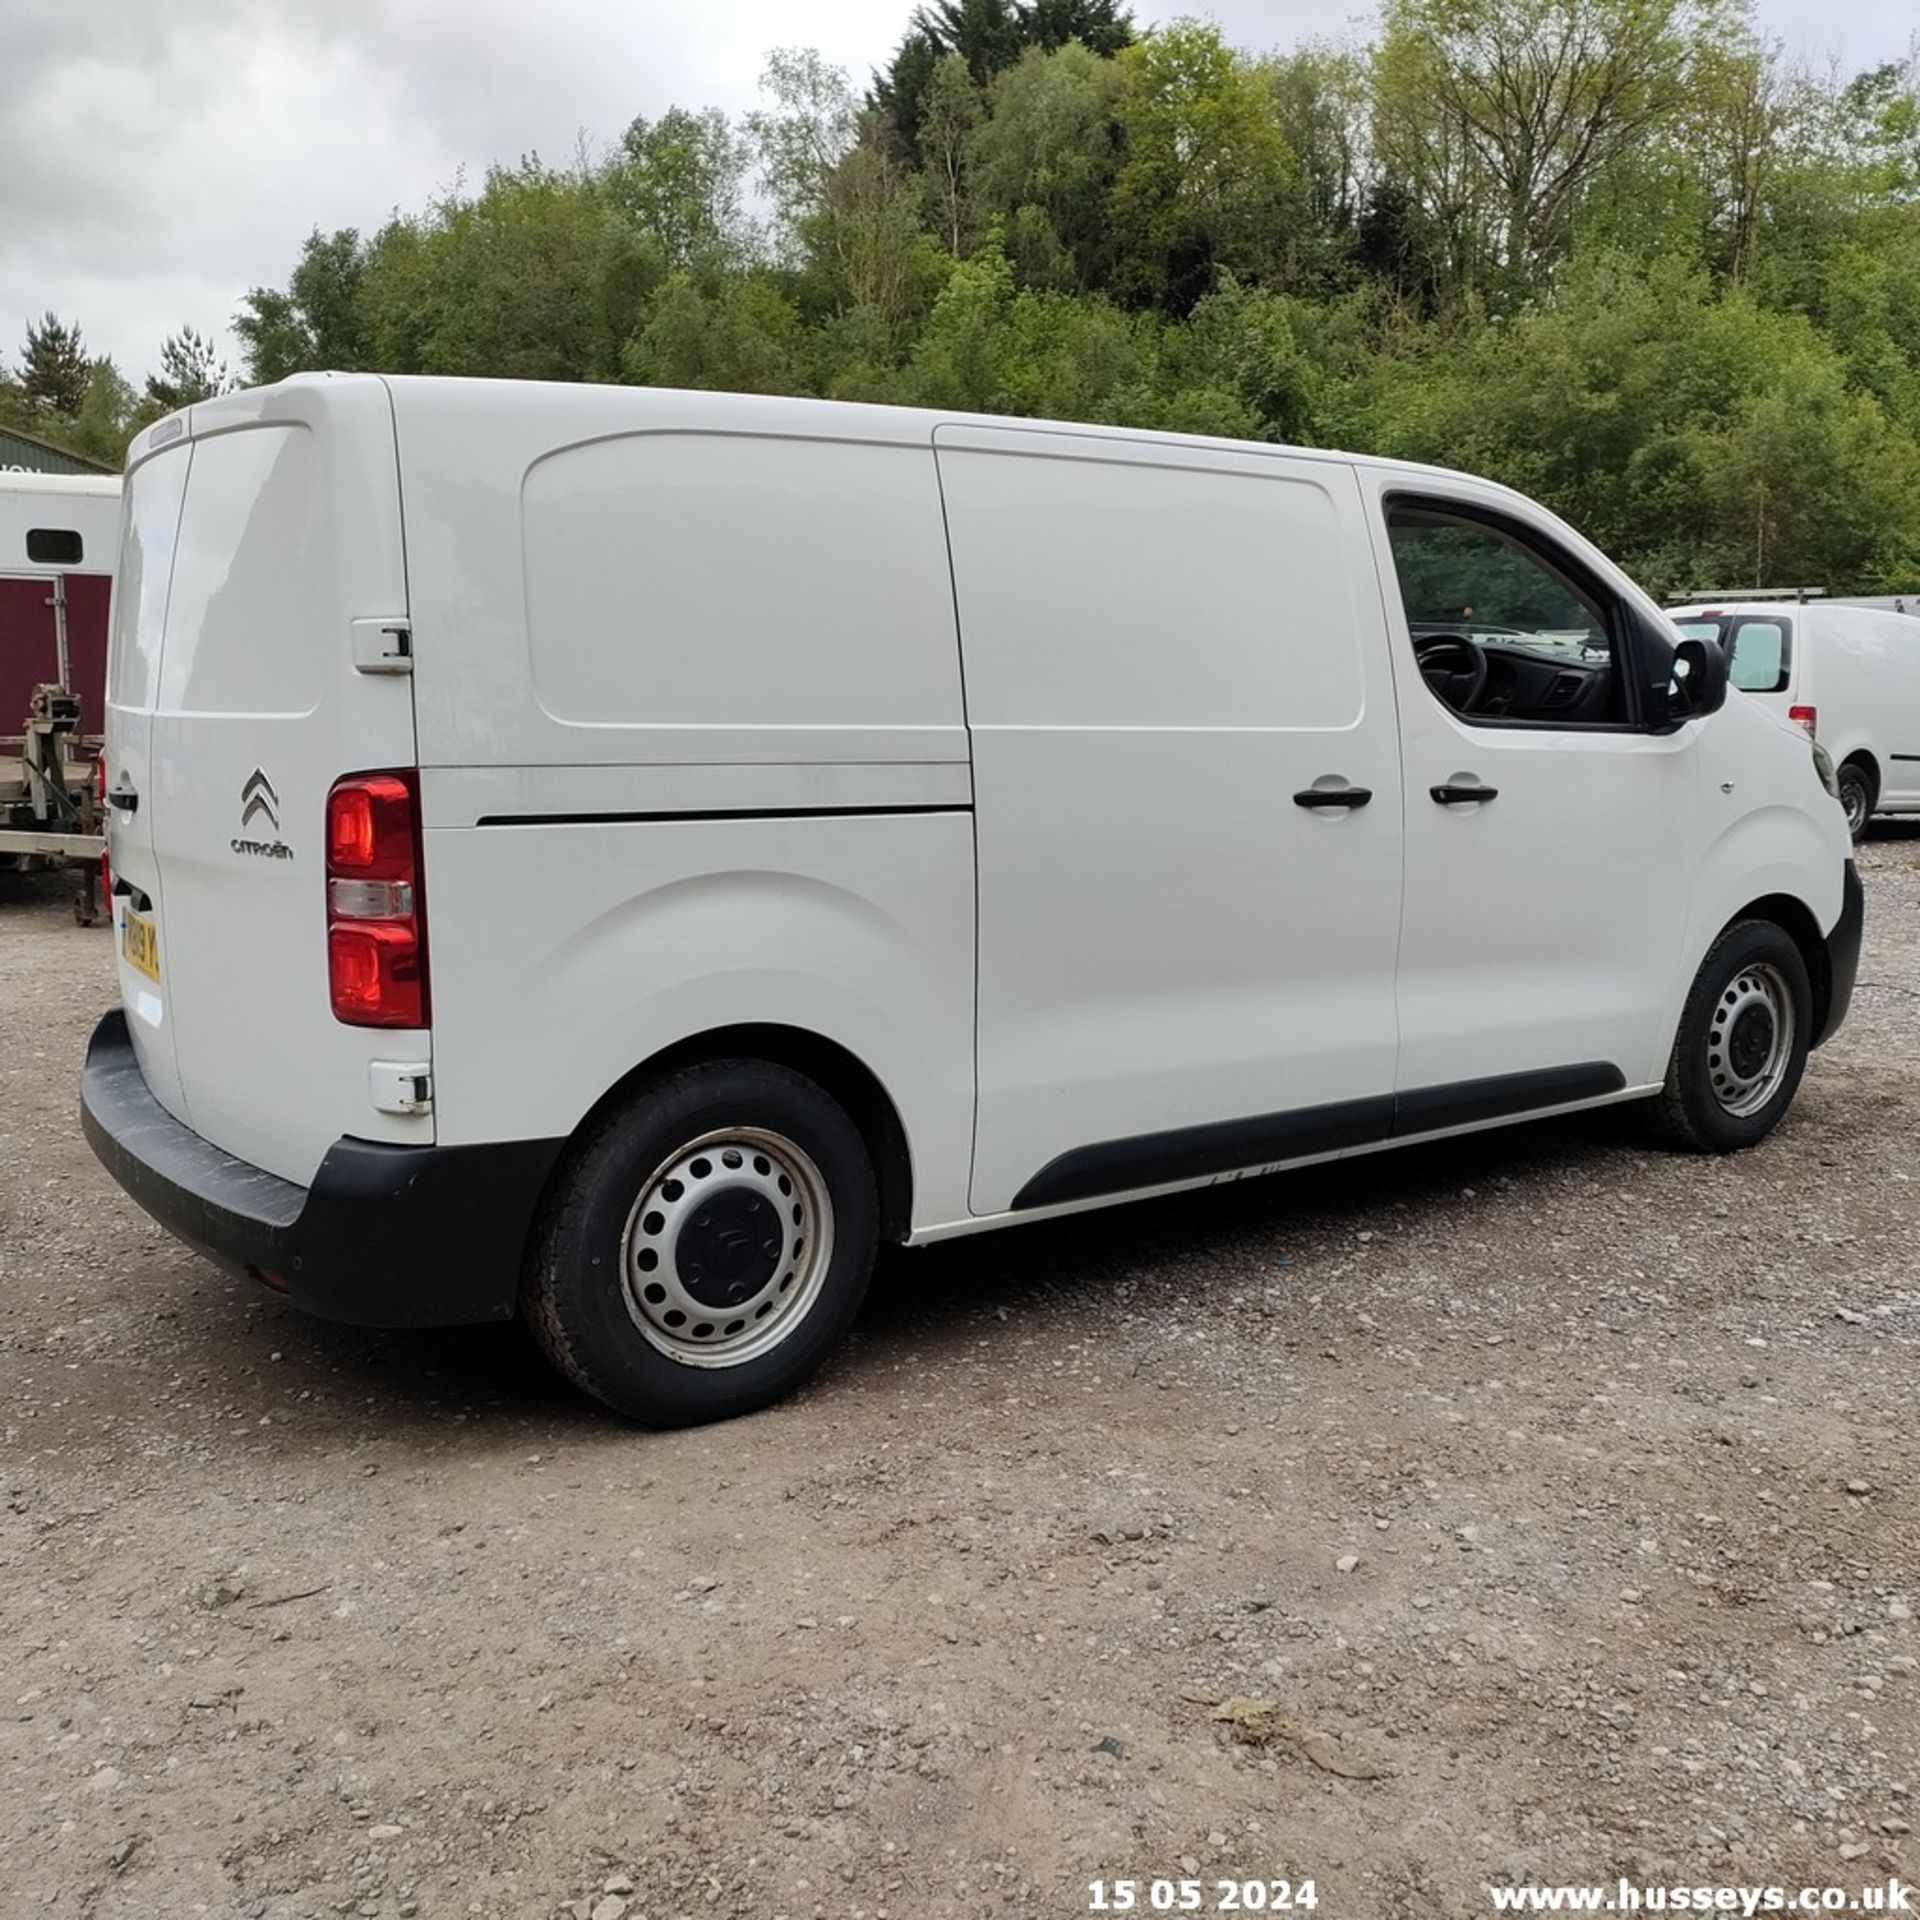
[1892,754,1920,764]
[1009,1063,1626,1211]
[1390,1062,1625,1137]
[475,804,971,828]
[1012,1095,1394,1209]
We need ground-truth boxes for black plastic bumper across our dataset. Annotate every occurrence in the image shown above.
[1813,860,1864,1049]
[80,1009,561,1327]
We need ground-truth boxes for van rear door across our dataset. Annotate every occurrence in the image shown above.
[134,378,424,1186]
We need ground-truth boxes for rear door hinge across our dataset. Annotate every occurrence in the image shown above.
[370,1061,432,1116]
[351,617,413,675]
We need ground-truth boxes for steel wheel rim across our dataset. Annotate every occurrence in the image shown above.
[1841,775,1869,834]
[619,1127,834,1368]
[1707,962,1795,1118]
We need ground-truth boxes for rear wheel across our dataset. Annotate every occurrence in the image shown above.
[1836,760,1876,841]
[1645,921,1811,1152]
[524,1060,879,1426]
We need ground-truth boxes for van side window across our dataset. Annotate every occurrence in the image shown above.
[1725,617,1790,693]
[1386,504,1630,727]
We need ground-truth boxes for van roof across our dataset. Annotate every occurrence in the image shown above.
[136,370,1530,507]
[1672,600,1920,628]
[0,470,120,500]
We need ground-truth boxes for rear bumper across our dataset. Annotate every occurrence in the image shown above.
[1813,859,1864,1049]
[80,1009,561,1327]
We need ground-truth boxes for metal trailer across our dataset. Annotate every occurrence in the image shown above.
[0,472,119,922]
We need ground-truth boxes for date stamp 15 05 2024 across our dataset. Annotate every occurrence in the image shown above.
[1089,1880,1320,1913]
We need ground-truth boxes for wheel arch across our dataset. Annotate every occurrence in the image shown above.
[1726,891,1832,1040]
[575,1024,916,1244]
[1836,748,1880,812]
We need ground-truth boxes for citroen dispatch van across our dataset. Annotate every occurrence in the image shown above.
[83,377,1861,1426]
[1670,599,1920,838]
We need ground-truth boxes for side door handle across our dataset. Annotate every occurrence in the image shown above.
[1430,781,1498,805]
[1293,782,1373,810]
[106,782,139,813]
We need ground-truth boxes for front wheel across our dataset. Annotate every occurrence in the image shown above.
[1644,921,1812,1152]
[523,1060,879,1426]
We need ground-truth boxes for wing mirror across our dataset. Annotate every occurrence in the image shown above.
[1647,629,1729,732]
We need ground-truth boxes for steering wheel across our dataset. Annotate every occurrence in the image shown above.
[1414,632,1490,714]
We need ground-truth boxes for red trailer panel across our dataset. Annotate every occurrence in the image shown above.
[0,570,110,740]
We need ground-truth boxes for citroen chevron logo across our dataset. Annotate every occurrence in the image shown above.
[239,768,279,833]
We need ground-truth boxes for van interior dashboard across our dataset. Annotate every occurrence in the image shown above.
[1411,628,1619,725]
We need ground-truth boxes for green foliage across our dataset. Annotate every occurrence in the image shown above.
[970,42,1124,289]
[354,164,659,381]
[235,229,373,381]
[1351,253,1920,592]
[624,275,809,393]
[1108,23,1303,311]
[613,107,755,269]
[71,362,141,465]
[873,0,1133,157]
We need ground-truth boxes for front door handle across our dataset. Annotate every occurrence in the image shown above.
[1430,781,1498,805]
[1293,783,1373,810]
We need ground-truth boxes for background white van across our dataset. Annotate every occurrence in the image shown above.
[83,377,1859,1426]
[1672,599,1920,838]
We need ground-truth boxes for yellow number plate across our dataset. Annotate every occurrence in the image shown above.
[122,908,161,984]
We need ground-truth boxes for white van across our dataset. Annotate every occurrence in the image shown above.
[83,377,1860,1426]
[1671,599,1920,838]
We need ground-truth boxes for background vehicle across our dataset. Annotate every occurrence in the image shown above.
[0,471,117,913]
[83,378,1858,1427]
[1671,599,1920,838]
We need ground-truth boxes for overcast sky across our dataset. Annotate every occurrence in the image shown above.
[4,0,1913,386]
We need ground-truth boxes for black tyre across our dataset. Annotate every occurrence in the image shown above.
[1837,760,1876,841]
[1645,920,1812,1152]
[523,1060,879,1426]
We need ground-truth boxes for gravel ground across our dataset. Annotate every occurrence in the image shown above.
[2,834,1916,1920]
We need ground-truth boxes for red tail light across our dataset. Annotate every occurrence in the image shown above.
[96,754,110,900]
[1788,704,1818,739]
[325,771,428,1027]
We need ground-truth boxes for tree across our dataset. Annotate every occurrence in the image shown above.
[352,164,659,382]
[873,0,1133,158]
[624,274,809,392]
[1266,46,1369,286]
[746,50,861,260]
[971,42,1125,288]
[71,361,140,466]
[235,229,372,382]
[804,136,950,325]
[145,327,231,411]
[614,106,755,269]
[1108,23,1304,311]
[17,314,91,416]
[918,54,983,254]
[1375,0,1724,302]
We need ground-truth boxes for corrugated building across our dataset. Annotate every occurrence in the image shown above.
[0,423,114,476]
